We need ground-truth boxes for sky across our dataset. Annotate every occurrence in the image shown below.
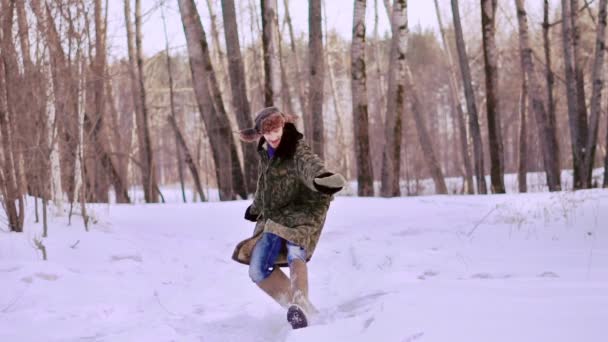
[104,0,564,59]
[106,0,442,59]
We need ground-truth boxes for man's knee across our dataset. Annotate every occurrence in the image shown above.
[286,243,307,265]
[249,261,273,283]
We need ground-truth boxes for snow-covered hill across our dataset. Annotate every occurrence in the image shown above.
[1,190,607,341]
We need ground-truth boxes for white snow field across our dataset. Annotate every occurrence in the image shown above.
[1,189,607,341]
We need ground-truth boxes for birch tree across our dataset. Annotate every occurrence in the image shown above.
[481,0,505,193]
[582,0,607,188]
[351,0,374,196]
[451,0,487,194]
[179,0,247,200]
[433,0,474,194]
[309,0,325,158]
[515,0,562,191]
[380,0,407,197]
[261,0,281,107]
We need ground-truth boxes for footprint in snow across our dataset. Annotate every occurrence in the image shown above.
[418,270,439,280]
[21,273,60,283]
[538,271,559,278]
[470,272,512,280]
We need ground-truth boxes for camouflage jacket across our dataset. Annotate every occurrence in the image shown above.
[232,123,333,266]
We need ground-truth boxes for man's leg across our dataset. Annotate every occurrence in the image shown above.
[249,233,290,307]
[286,242,315,328]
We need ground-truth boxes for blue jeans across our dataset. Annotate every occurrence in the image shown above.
[249,232,307,283]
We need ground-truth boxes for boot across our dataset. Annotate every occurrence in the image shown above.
[257,268,291,308]
[287,260,316,329]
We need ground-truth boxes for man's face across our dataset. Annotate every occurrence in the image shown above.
[263,126,283,148]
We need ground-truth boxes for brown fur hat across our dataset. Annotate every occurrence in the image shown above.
[239,106,298,143]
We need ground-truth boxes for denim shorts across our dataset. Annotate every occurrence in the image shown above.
[248,232,307,283]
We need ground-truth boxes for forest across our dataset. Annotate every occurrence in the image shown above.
[1,0,607,233]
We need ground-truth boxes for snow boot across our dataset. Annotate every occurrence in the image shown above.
[287,304,308,329]
[286,260,316,328]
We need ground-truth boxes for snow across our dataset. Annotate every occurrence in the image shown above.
[1,189,607,341]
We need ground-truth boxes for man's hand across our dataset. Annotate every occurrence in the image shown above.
[313,173,346,195]
[244,205,258,222]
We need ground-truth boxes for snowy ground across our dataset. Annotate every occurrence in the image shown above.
[1,189,607,341]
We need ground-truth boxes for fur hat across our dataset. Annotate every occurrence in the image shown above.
[239,106,298,143]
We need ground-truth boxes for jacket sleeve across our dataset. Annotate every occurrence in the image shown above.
[295,142,330,192]
[248,160,264,217]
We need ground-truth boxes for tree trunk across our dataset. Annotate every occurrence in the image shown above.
[262,0,282,107]
[452,0,487,194]
[373,0,387,123]
[221,0,258,195]
[124,0,157,202]
[351,0,374,196]
[15,0,39,198]
[309,0,325,158]
[604,125,608,187]
[0,48,22,232]
[322,0,349,179]
[380,0,407,197]
[480,0,505,193]
[90,0,130,203]
[433,0,474,194]
[405,67,449,194]
[283,0,308,126]
[134,0,159,202]
[517,73,528,193]
[543,0,559,176]
[515,0,562,192]
[571,0,590,186]
[31,0,79,203]
[278,31,296,115]
[160,4,186,203]
[247,0,265,110]
[561,0,585,189]
[582,0,607,188]
[206,0,232,116]
[178,0,239,201]
[168,115,206,202]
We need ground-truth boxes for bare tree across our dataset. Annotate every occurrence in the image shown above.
[433,0,474,194]
[322,0,349,179]
[278,29,296,115]
[0,44,23,233]
[168,115,206,202]
[261,0,281,107]
[517,77,528,193]
[561,0,586,189]
[31,0,80,203]
[1,0,25,230]
[124,0,158,202]
[161,4,186,203]
[206,0,232,115]
[451,0,487,194]
[221,0,259,194]
[542,0,558,174]
[582,0,607,188]
[89,0,130,203]
[380,0,407,197]
[179,0,243,201]
[351,0,374,196]
[283,0,308,121]
[404,67,449,194]
[480,0,505,193]
[605,126,608,187]
[309,0,325,158]
[571,0,590,186]
[515,0,562,192]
